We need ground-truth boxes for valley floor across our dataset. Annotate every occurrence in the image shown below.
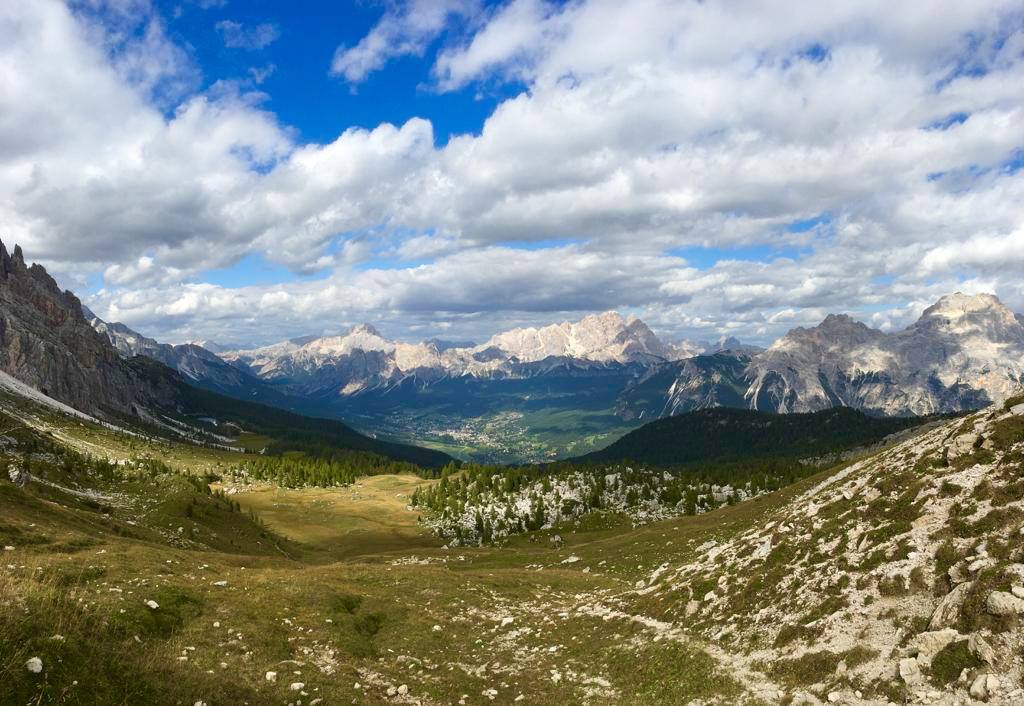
[3,392,1024,705]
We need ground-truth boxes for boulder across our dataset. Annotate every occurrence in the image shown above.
[898,657,923,686]
[929,582,972,629]
[970,673,1000,701]
[752,537,772,559]
[948,432,980,459]
[8,465,30,488]
[985,591,1024,616]
[969,634,996,665]
[910,629,959,663]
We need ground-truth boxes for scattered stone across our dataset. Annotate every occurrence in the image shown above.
[25,657,43,674]
[145,600,159,610]
[1011,585,1024,600]
[397,684,409,695]
[212,580,228,587]
[265,671,277,682]
[289,682,304,691]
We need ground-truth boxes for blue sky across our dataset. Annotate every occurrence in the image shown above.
[154,0,515,145]
[3,1,1023,346]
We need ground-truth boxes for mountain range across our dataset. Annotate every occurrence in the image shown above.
[4,233,1020,462]
[93,292,1024,429]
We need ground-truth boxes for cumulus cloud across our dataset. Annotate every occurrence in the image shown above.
[2,0,1024,346]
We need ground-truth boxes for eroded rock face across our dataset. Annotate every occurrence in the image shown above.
[0,239,165,416]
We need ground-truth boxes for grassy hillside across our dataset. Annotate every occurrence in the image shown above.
[578,406,938,468]
[3,379,1023,705]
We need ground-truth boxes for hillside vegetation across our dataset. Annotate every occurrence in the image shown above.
[578,406,936,468]
[2,380,1024,705]
[408,407,941,546]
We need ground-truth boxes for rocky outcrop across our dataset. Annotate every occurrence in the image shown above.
[0,239,170,417]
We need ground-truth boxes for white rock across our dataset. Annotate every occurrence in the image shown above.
[752,537,772,559]
[25,657,43,673]
[985,591,1024,616]
[1011,585,1024,599]
[970,633,997,664]
[265,671,277,682]
[899,657,922,686]
[145,600,159,610]
[397,684,409,695]
[910,629,959,663]
[970,673,999,701]
[212,580,228,587]
[500,616,515,627]
[289,682,305,691]
[929,582,972,629]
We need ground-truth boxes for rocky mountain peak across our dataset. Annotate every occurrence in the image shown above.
[350,323,383,337]
[923,291,1006,317]
[0,237,161,415]
[484,310,670,364]
[914,292,1021,334]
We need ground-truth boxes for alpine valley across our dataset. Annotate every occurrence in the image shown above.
[4,238,1024,705]
[88,290,1024,463]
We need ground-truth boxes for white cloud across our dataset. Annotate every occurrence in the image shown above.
[215,20,280,50]
[330,0,478,83]
[2,0,1024,346]
[434,0,558,90]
